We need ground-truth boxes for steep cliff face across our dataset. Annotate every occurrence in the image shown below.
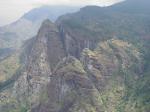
[13,18,97,110]
[13,20,65,107]
[13,18,96,108]
[57,19,98,58]
[31,36,142,112]
[32,56,103,112]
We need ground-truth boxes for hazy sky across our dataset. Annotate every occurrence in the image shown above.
[0,0,123,26]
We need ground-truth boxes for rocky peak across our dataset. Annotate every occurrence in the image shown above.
[38,19,58,34]
[13,19,65,107]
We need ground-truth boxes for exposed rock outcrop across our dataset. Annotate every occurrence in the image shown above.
[13,20,65,106]
[31,37,142,112]
[32,56,104,112]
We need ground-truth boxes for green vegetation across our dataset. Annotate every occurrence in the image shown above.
[80,39,150,112]
[0,53,20,83]
[58,57,86,74]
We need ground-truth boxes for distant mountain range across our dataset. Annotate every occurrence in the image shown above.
[0,5,79,60]
[23,6,79,22]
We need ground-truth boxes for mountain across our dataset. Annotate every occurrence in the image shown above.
[111,0,150,14]
[0,6,79,49]
[23,6,79,22]
[0,0,150,112]
[0,6,79,85]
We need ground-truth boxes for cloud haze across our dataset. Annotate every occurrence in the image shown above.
[0,0,123,26]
